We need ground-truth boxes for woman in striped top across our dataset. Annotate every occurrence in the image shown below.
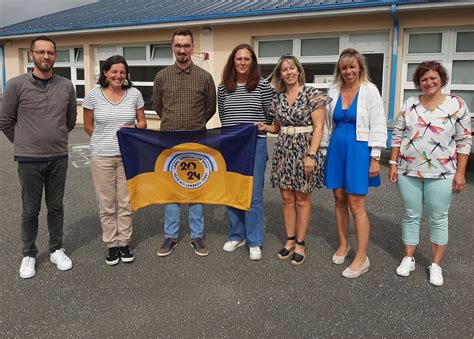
[82,55,146,266]
[218,44,273,261]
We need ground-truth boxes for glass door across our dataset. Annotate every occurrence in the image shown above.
[352,46,389,112]
[364,53,384,95]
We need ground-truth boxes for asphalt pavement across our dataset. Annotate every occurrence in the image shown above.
[0,128,473,337]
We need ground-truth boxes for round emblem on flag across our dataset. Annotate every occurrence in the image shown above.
[167,152,217,189]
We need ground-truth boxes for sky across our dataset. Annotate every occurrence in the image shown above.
[0,0,98,28]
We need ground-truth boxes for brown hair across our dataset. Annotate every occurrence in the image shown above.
[333,48,369,87]
[221,44,261,92]
[269,55,305,94]
[98,55,132,89]
[412,60,448,89]
[30,35,56,51]
[172,29,194,43]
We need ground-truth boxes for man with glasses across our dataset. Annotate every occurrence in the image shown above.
[153,29,216,257]
[0,35,77,278]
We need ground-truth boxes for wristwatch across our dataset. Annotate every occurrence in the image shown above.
[371,156,380,161]
[306,153,317,160]
[388,160,398,166]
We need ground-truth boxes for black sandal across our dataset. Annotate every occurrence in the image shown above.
[290,240,306,266]
[276,236,296,260]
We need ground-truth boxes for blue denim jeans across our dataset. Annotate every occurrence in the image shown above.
[397,175,453,246]
[226,137,267,247]
[164,203,204,239]
[17,157,68,257]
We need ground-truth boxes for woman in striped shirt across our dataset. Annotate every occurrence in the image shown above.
[218,44,273,261]
[83,55,146,266]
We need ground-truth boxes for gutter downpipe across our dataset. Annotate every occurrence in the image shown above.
[0,45,6,92]
[388,3,399,148]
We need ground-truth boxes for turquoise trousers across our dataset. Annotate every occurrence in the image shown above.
[397,175,453,246]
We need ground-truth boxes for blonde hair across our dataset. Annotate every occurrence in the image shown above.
[333,48,370,87]
[269,55,306,93]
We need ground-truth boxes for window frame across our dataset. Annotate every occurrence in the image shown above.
[255,32,389,94]
[406,31,444,55]
[95,43,173,114]
[255,34,341,91]
[401,27,474,112]
[23,47,85,99]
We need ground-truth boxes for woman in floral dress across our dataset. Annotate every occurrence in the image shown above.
[258,55,331,265]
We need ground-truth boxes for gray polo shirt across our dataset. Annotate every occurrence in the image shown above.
[0,72,77,159]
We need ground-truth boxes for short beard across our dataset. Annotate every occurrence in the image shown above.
[34,60,53,73]
[176,55,189,65]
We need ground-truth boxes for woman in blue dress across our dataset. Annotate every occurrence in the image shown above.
[323,48,387,278]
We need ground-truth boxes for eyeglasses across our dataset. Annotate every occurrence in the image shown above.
[31,50,56,57]
[173,44,192,50]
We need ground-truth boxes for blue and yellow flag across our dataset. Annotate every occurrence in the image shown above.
[117,124,258,212]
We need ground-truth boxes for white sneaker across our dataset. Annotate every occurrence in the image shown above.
[19,257,36,279]
[249,247,262,261]
[50,248,73,271]
[223,239,246,252]
[429,263,443,286]
[396,256,415,277]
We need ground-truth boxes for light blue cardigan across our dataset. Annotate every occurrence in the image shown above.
[321,81,387,157]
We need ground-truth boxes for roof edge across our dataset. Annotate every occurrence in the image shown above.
[0,5,393,39]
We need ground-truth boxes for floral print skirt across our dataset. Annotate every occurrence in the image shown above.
[270,132,324,193]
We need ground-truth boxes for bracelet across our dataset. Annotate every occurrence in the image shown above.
[388,160,397,166]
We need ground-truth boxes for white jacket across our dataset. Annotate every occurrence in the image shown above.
[321,81,387,157]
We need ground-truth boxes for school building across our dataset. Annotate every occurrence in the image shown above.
[0,0,473,130]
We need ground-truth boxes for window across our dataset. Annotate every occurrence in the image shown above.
[408,33,442,54]
[303,63,335,84]
[123,46,146,60]
[258,40,293,58]
[301,38,339,56]
[406,63,419,82]
[96,44,173,112]
[456,32,474,53]
[24,47,85,99]
[256,32,388,96]
[151,44,173,60]
[451,60,474,84]
[55,50,70,62]
[256,37,339,90]
[75,48,84,62]
[402,29,474,112]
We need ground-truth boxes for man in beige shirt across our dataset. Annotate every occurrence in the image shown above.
[153,29,216,257]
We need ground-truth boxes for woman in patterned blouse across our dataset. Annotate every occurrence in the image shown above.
[389,61,472,286]
[258,55,331,265]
